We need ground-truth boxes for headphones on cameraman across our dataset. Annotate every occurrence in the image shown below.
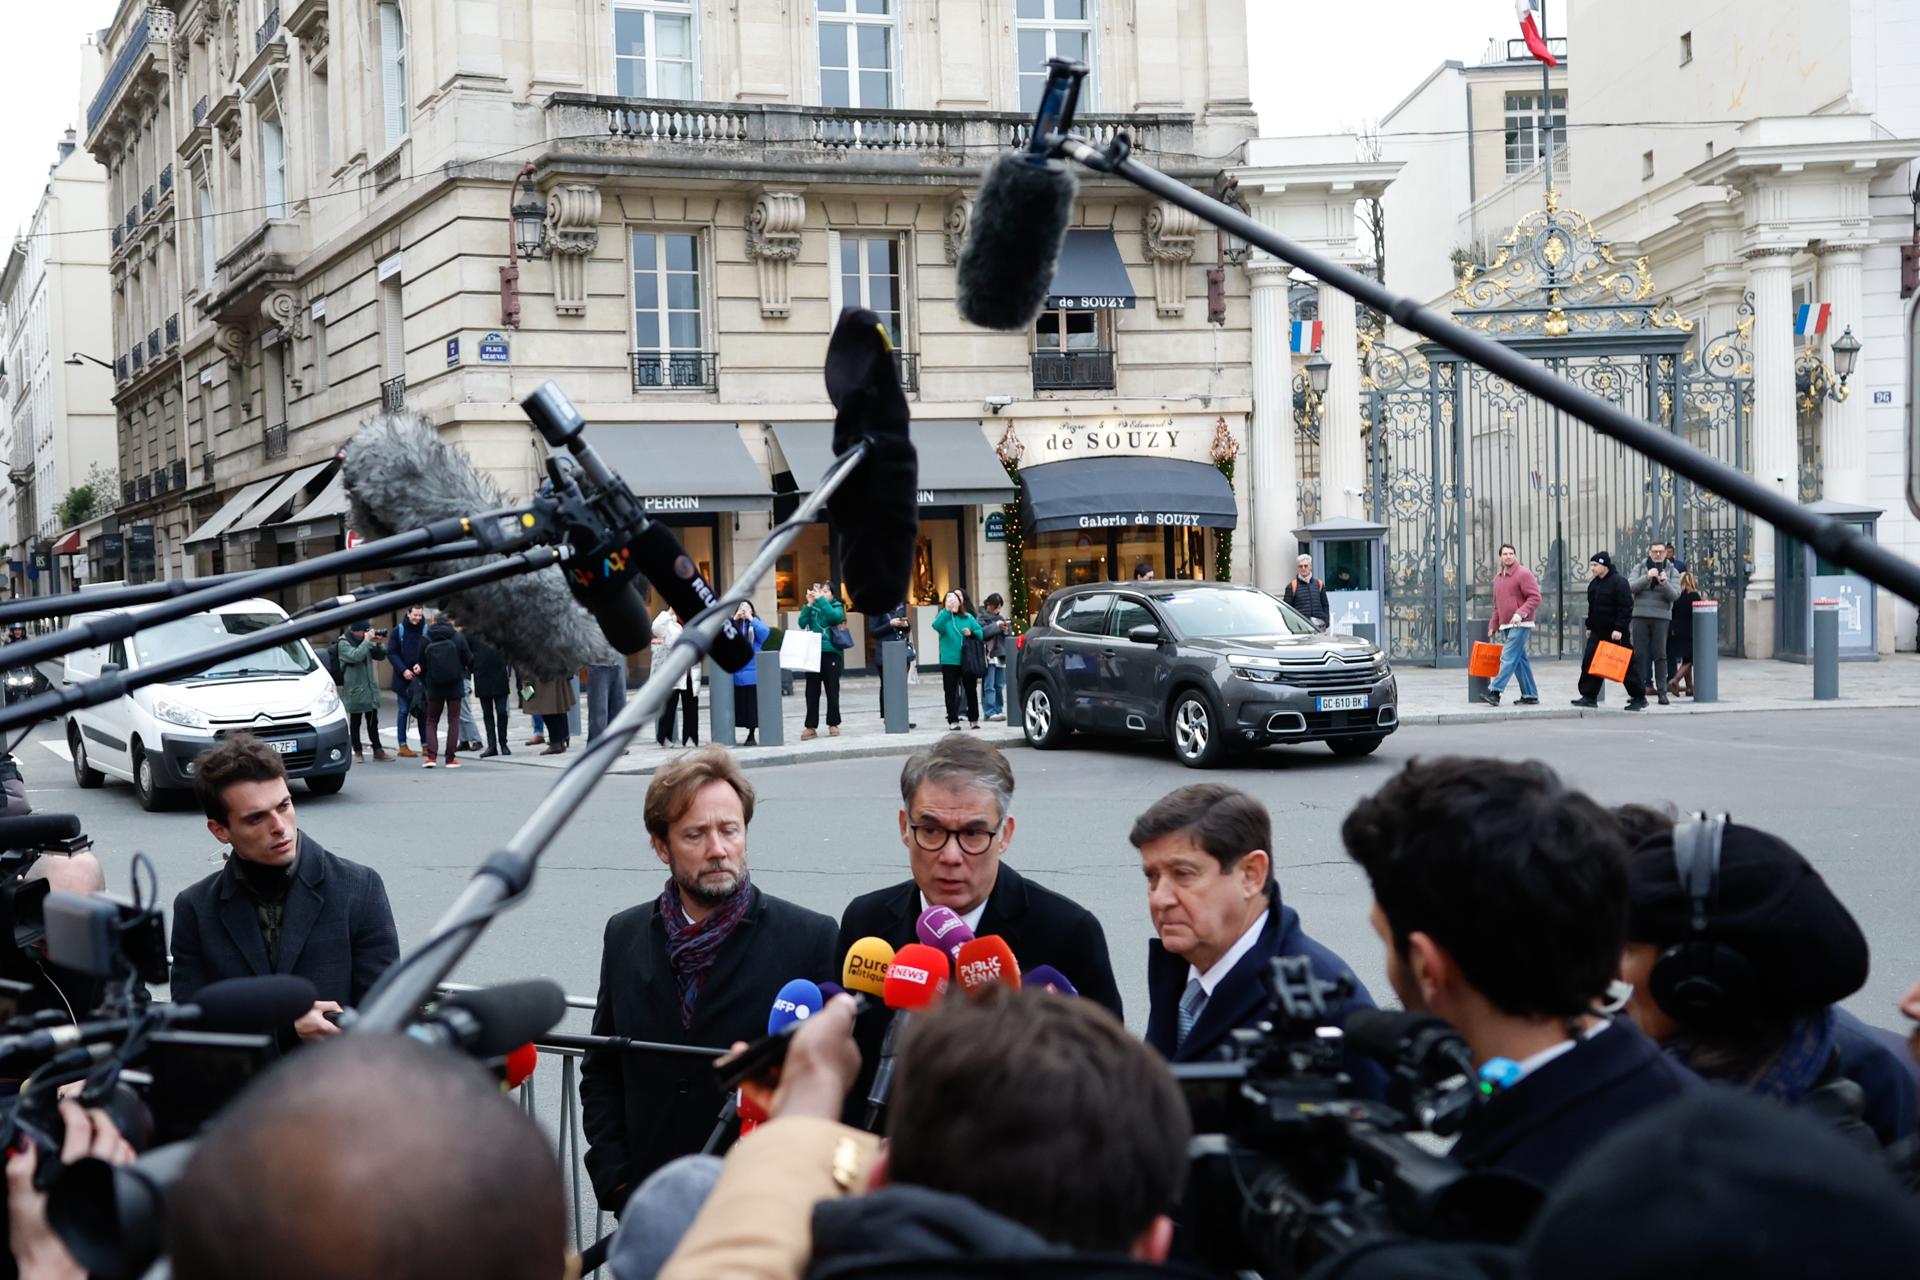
[1646,812,1755,1021]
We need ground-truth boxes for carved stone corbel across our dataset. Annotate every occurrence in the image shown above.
[213,324,249,369]
[261,288,300,340]
[943,196,971,265]
[544,183,602,318]
[1143,200,1201,317]
[745,191,805,318]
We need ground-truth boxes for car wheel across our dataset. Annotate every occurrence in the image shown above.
[1022,683,1069,750]
[1327,735,1386,758]
[305,774,346,796]
[1168,690,1225,769]
[70,725,104,789]
[132,742,168,812]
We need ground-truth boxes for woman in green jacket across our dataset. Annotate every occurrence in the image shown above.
[931,589,983,730]
[798,581,849,739]
[336,621,390,764]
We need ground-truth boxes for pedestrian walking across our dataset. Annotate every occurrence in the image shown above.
[932,588,983,731]
[980,593,1011,721]
[586,659,628,744]
[1573,551,1636,709]
[336,621,390,764]
[1482,543,1542,707]
[1668,571,1701,698]
[730,601,771,746]
[419,614,473,768]
[451,618,483,751]
[387,606,428,757]
[524,672,576,755]
[798,582,848,741]
[471,637,512,757]
[1283,554,1331,630]
[1629,541,1681,706]
[651,607,697,748]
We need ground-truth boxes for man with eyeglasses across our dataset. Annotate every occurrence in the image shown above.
[835,737,1123,1104]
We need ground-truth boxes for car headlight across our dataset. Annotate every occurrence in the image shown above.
[312,684,341,717]
[153,698,210,730]
[1229,664,1284,683]
[4,674,31,687]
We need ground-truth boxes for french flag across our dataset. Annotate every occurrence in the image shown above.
[1516,0,1558,66]
[1795,303,1831,339]
[1290,320,1323,354]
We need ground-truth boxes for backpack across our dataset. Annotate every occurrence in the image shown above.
[317,641,343,685]
[423,634,463,688]
[959,631,987,680]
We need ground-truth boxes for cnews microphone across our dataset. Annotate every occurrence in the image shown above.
[0,974,317,1072]
[1024,965,1078,996]
[867,943,951,1132]
[407,980,567,1059]
[915,905,974,961]
[503,1043,539,1091]
[955,935,1021,996]
[842,936,896,998]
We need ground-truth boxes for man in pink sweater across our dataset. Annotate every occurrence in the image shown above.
[1484,543,1543,706]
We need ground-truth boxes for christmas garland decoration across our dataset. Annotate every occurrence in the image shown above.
[1209,417,1239,583]
[996,423,1030,633]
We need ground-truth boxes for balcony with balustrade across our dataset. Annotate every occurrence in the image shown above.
[147,330,161,362]
[83,17,160,150]
[381,376,406,413]
[165,314,179,348]
[1031,350,1117,392]
[264,421,288,460]
[630,352,717,392]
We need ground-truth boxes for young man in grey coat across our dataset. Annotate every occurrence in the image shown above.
[1629,542,1682,706]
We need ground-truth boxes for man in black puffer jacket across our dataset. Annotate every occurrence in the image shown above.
[1573,551,1634,708]
[419,615,473,768]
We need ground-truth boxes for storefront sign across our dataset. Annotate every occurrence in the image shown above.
[101,534,124,563]
[984,512,1007,542]
[126,525,156,577]
[478,332,511,364]
[1033,416,1188,459]
[1076,512,1205,529]
[641,496,704,512]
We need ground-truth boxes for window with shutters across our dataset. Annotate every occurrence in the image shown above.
[614,1,697,99]
[378,2,409,152]
[817,0,896,109]
[261,116,288,219]
[1014,0,1095,113]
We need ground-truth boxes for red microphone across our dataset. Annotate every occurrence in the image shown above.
[883,943,951,1011]
[503,1043,539,1091]
[955,935,1021,996]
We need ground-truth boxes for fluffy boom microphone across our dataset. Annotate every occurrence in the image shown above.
[955,150,1079,332]
[341,414,622,679]
[823,308,919,615]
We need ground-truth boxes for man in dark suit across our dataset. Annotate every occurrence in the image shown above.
[1132,784,1378,1082]
[835,737,1122,1109]
[581,746,837,1213]
[1342,757,1695,1191]
[170,735,399,1041]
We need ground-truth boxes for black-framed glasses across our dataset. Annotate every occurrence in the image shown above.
[907,818,1002,856]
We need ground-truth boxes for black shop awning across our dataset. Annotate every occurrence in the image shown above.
[1020,456,1237,534]
[581,422,772,515]
[1046,230,1137,311]
[769,421,1014,506]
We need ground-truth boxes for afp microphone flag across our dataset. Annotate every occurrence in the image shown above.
[1516,0,1558,66]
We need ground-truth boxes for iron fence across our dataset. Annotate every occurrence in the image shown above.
[1031,349,1116,391]
[629,351,717,390]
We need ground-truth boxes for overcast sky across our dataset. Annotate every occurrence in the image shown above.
[0,1,123,244]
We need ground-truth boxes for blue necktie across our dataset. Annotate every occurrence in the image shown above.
[1176,977,1207,1050]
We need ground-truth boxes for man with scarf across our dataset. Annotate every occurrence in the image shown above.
[581,747,838,1214]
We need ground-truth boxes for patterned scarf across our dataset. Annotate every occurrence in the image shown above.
[657,873,754,1028]
[1743,1008,1838,1104]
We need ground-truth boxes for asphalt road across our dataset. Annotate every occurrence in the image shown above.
[10,708,1918,1036]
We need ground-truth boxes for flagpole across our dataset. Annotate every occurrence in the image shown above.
[1539,0,1555,200]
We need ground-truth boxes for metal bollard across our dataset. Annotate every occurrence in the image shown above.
[708,660,736,743]
[1006,643,1024,733]
[879,640,911,734]
[1467,617,1493,704]
[1692,600,1719,704]
[1812,599,1840,701]
[755,650,784,747]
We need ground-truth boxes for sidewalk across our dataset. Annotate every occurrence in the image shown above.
[473,653,1920,775]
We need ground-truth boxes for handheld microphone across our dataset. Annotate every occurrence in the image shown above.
[340,413,624,678]
[1024,965,1078,996]
[865,944,952,1131]
[407,980,567,1059]
[707,979,826,1152]
[841,937,896,999]
[503,1042,539,1090]
[631,520,755,672]
[818,981,847,1001]
[767,979,824,1034]
[954,935,1021,996]
[822,309,918,615]
[0,974,317,1072]
[915,905,975,962]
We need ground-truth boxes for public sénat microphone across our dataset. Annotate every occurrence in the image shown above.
[955,935,1021,996]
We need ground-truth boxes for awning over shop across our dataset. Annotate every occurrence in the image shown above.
[580,422,772,515]
[1045,230,1137,311]
[1019,456,1238,535]
[182,476,280,549]
[51,530,83,556]
[769,421,1015,506]
[225,460,336,539]
[265,470,349,537]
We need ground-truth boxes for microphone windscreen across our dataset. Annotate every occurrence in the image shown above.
[439,980,568,1058]
[824,308,917,616]
[914,905,975,960]
[1340,1008,1458,1065]
[883,943,951,1012]
[188,975,319,1032]
[631,522,754,672]
[818,981,846,1001]
[503,1042,539,1090]
[842,937,896,998]
[341,413,622,678]
[0,813,85,848]
[1023,965,1078,996]
[956,151,1079,331]
[768,979,824,1034]
[955,935,1021,996]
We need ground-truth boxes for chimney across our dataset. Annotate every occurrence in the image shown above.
[57,129,76,166]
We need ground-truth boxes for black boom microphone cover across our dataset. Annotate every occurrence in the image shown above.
[633,521,755,673]
[190,975,319,1032]
[823,308,918,615]
[956,150,1079,331]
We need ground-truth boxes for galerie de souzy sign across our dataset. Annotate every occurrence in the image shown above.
[1038,417,1185,457]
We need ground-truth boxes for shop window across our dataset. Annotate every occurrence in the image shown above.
[1032,309,1115,391]
[1015,0,1095,113]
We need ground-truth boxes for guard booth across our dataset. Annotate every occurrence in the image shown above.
[1776,499,1881,662]
[1292,517,1387,646]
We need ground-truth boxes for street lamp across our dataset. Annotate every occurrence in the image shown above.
[499,162,546,329]
[1830,326,1862,387]
[65,352,113,371]
[1306,351,1332,397]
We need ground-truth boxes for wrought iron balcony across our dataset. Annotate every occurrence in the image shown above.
[142,186,154,215]
[147,330,160,361]
[381,375,406,413]
[125,209,137,232]
[264,420,288,460]
[85,20,149,135]
[136,475,151,501]
[165,313,179,347]
[111,226,123,250]
[192,96,207,126]
[115,356,129,382]
[131,346,144,372]
[152,466,169,495]
[630,351,717,391]
[256,7,281,54]
[121,481,136,506]
[159,164,173,194]
[201,455,213,482]
[1031,349,1117,391]
[893,351,919,395]
[170,459,187,489]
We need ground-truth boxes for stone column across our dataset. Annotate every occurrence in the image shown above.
[1246,258,1296,591]
[1317,277,1365,521]
[1815,242,1867,504]
[1742,245,1799,656]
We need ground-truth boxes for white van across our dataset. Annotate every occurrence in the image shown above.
[62,597,351,810]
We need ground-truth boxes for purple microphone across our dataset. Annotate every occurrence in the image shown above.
[916,905,976,960]
[1024,965,1078,996]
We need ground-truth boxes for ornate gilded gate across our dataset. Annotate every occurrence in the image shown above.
[1362,196,1751,663]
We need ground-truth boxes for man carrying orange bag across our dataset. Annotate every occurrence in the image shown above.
[1573,551,1637,710]
[1482,543,1542,707]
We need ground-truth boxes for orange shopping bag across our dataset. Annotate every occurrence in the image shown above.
[1587,640,1632,683]
[1468,642,1504,678]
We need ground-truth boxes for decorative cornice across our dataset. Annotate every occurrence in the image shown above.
[745,191,805,318]
[1740,244,1801,261]
[943,196,970,265]
[213,323,248,368]
[1143,199,1200,317]
[544,183,602,318]
[260,287,300,338]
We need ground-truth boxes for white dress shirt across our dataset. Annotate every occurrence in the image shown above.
[1187,908,1270,996]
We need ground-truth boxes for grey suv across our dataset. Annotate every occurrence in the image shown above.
[1017,581,1398,768]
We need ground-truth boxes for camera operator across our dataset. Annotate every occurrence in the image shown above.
[166,1035,567,1280]
[169,736,399,1042]
[1617,815,1916,1149]
[2,853,109,1025]
[1341,758,1694,1190]
[6,1099,137,1280]
[660,987,1211,1279]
